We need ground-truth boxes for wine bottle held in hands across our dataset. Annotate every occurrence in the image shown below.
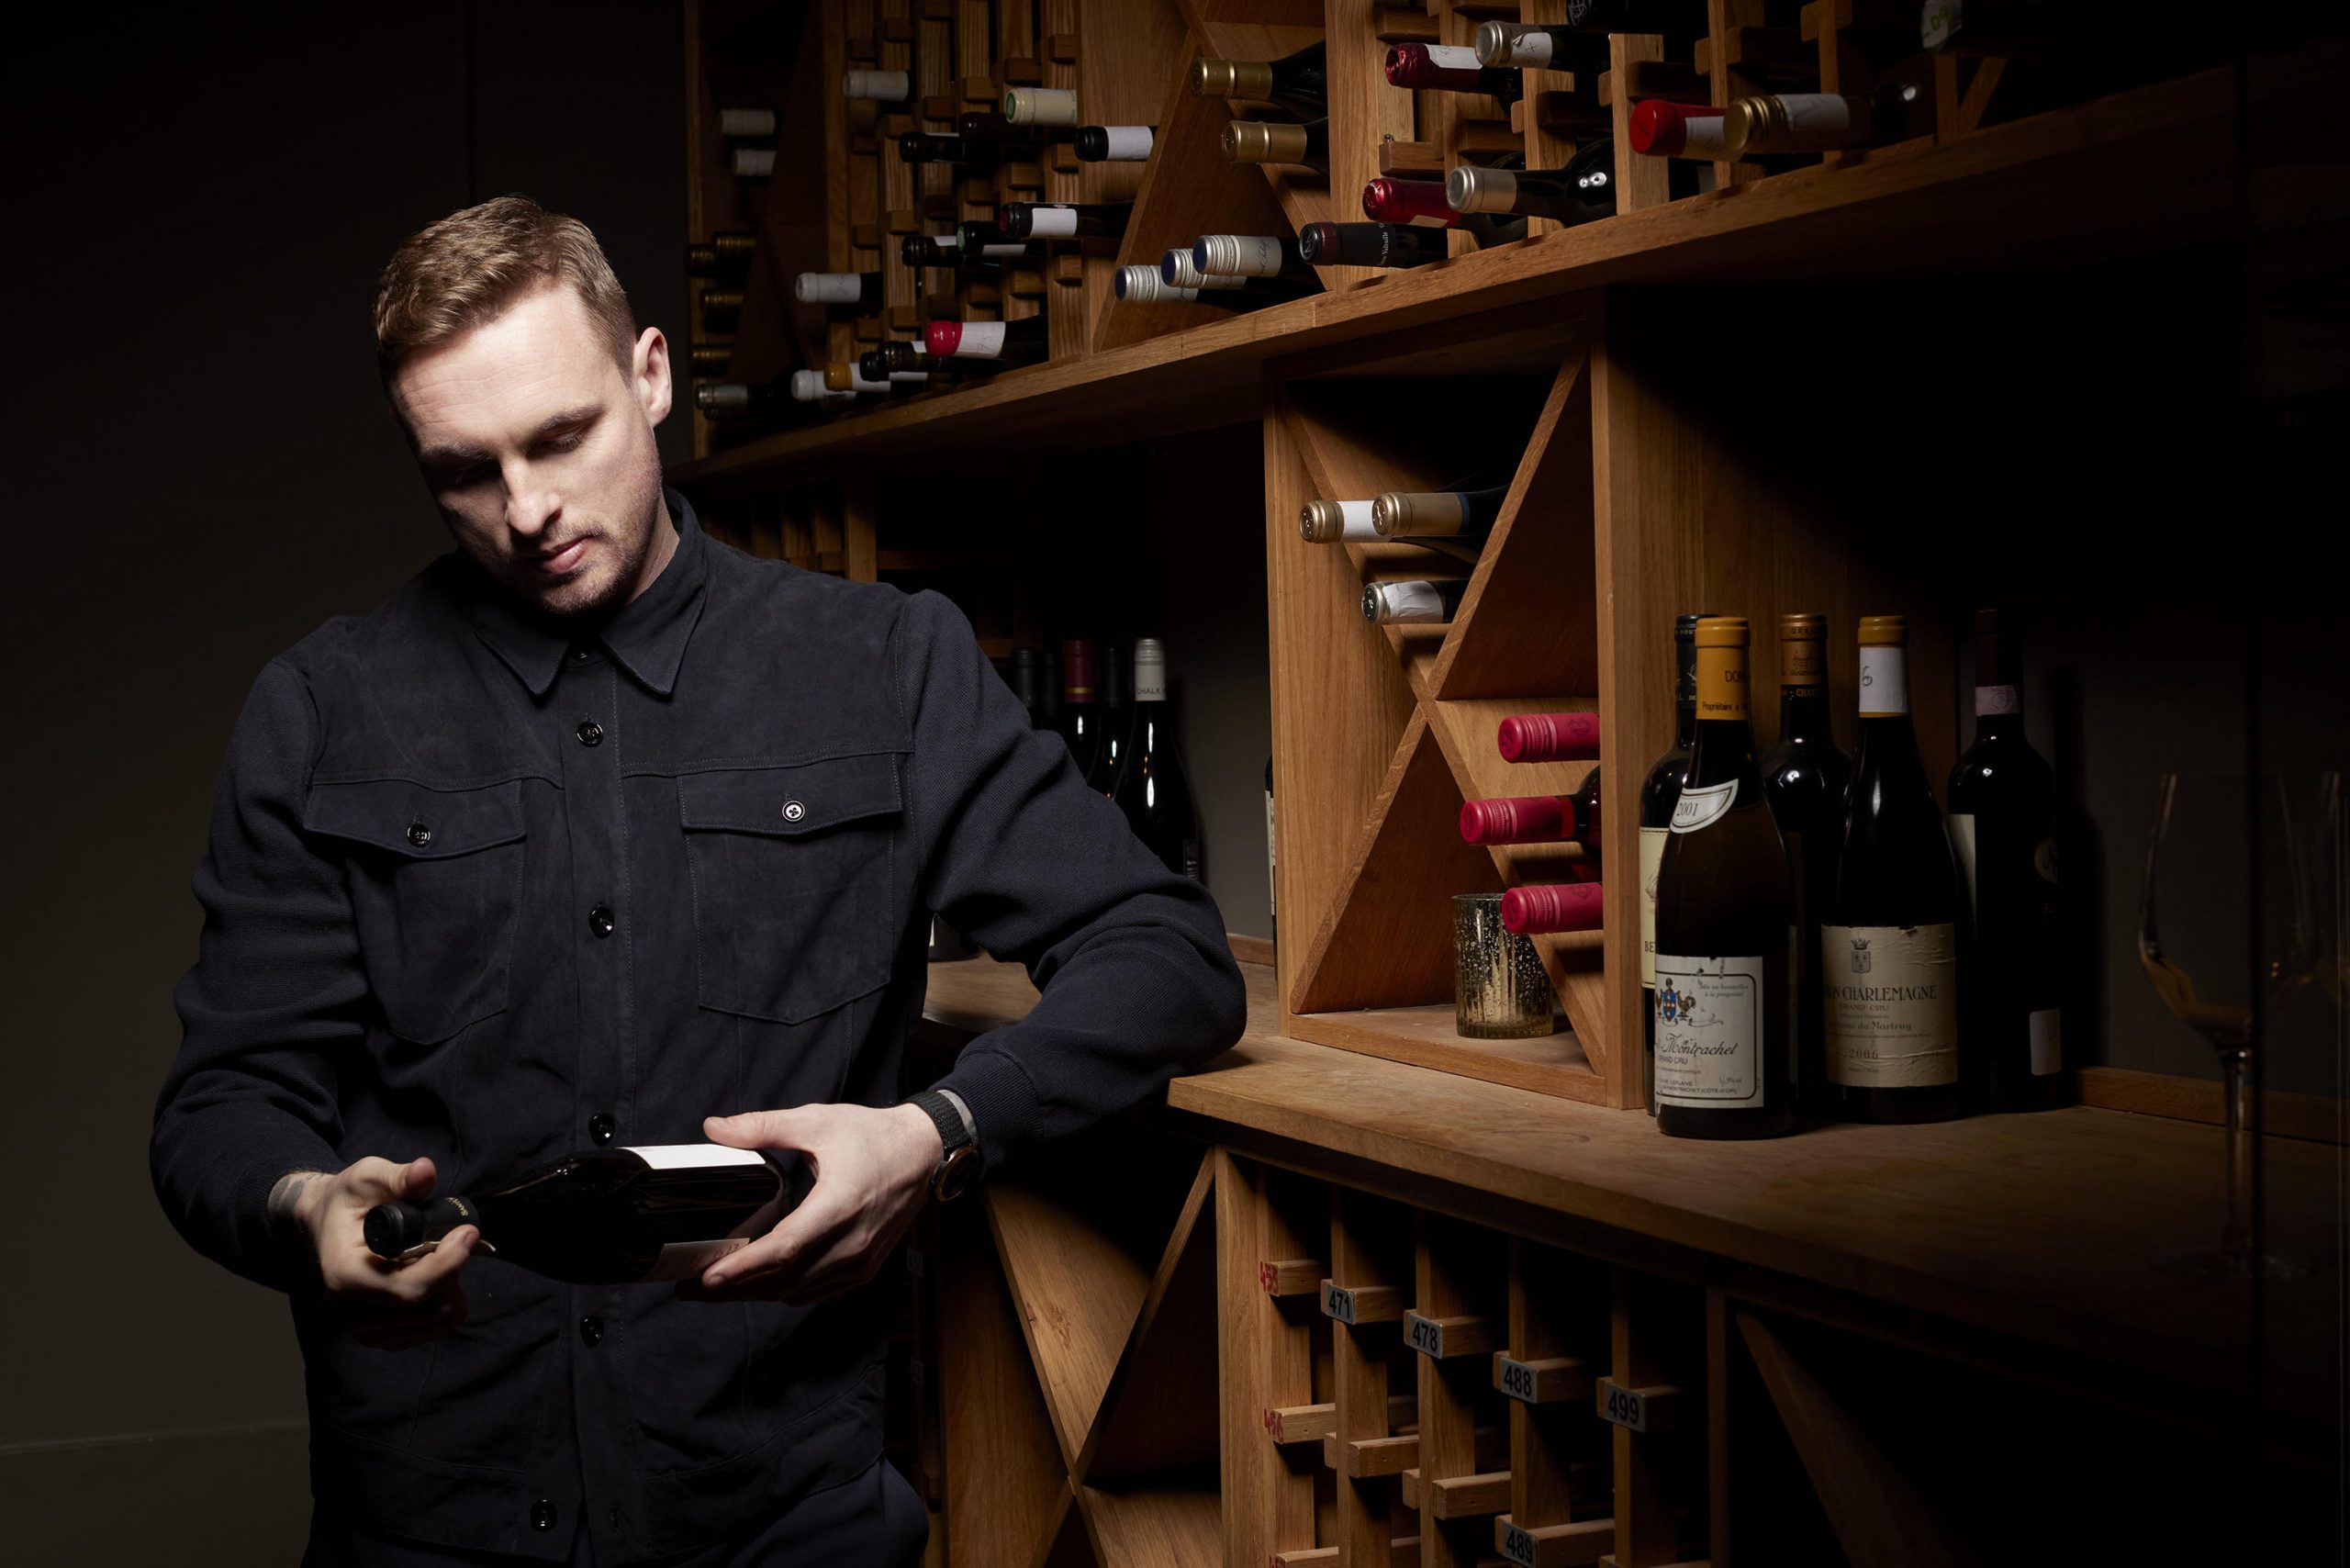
[364,1145,789,1286]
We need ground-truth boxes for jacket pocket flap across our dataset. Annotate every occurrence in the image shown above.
[303,778,527,858]
[677,754,903,836]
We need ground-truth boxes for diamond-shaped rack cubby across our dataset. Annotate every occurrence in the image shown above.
[1268,343,1616,1105]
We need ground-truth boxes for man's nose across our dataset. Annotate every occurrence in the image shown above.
[503,463,558,537]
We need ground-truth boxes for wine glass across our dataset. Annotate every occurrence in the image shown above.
[2137,772,2319,1280]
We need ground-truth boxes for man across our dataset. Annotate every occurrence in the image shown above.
[150,195,1247,1566]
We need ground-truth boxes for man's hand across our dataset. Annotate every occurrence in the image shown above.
[684,1103,942,1305]
[281,1157,480,1351]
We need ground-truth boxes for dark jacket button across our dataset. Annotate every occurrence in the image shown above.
[588,1112,615,1144]
[406,822,432,848]
[532,1499,557,1530]
[576,720,604,746]
[588,904,615,938]
[579,1315,603,1347]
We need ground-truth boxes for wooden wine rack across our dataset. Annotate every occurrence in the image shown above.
[673,6,2349,1564]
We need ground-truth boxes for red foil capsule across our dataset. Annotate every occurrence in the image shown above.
[1361,177,1460,229]
[1628,99,1729,158]
[1460,795,1569,846]
[1384,42,1486,92]
[923,319,964,355]
[1501,882,1606,935]
[1496,711,1601,763]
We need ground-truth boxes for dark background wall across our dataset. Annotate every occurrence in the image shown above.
[1,7,688,1556]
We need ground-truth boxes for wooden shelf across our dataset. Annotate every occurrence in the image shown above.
[922,957,2343,1428]
[670,59,2267,490]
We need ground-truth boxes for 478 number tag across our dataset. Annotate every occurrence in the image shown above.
[1406,1313,1443,1357]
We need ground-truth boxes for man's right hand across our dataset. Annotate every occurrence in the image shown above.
[277,1157,479,1352]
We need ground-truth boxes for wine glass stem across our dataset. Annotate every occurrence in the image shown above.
[2220,1047,2252,1262]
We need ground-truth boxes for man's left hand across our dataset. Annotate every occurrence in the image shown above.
[682,1103,942,1305]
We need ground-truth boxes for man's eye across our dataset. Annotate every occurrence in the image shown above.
[542,431,587,455]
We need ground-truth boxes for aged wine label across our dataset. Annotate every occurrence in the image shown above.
[1670,779,1736,833]
[1639,825,1668,989]
[1858,645,1908,717]
[1651,953,1764,1107]
[955,321,1009,357]
[1821,924,1959,1086]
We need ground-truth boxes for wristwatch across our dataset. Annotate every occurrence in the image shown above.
[906,1087,982,1203]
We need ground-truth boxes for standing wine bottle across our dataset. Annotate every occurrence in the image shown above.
[1760,613,1852,1120]
[1371,485,1509,543]
[1086,646,1129,792]
[1111,639,1203,881]
[1823,614,1967,1123]
[1074,125,1157,162]
[364,1144,788,1285]
[1385,42,1523,103]
[1947,608,2065,1111]
[1638,612,1707,1115]
[925,315,1048,365]
[1460,773,1600,849]
[1362,578,1469,625]
[1191,42,1329,117]
[1002,201,1134,241]
[1009,647,1046,726]
[1652,617,1797,1139]
[1058,638,1106,778]
[1224,118,1330,173]
[1447,140,1617,226]
[1298,221,1451,270]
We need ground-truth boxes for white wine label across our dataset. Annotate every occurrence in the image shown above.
[1503,35,1556,67]
[627,1143,768,1170]
[1921,1,1959,50]
[1099,125,1154,160]
[1639,825,1668,989]
[1026,207,1081,237]
[956,321,1009,357]
[1652,953,1764,1106]
[1948,812,1977,920]
[719,108,777,138]
[1669,779,1736,833]
[849,370,891,393]
[1822,924,1958,1087]
[1336,499,1378,540]
[1858,645,1908,717]
[1132,642,1168,702]
[1681,118,1733,158]
[1425,44,1484,71]
[732,148,777,178]
[1975,683,2020,716]
[2030,1008,2062,1076]
[1225,236,1286,275]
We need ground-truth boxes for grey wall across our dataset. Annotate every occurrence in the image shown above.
[0,7,685,1556]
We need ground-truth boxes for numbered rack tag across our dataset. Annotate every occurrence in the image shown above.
[1497,1519,1539,1568]
[1597,1375,1680,1434]
[1405,1311,1445,1357]
[1323,1282,1358,1324]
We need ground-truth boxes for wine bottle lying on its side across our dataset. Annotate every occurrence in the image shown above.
[364,1144,790,1286]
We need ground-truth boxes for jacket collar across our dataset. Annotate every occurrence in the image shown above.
[461,486,709,699]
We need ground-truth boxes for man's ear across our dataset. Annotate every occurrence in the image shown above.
[633,326,672,427]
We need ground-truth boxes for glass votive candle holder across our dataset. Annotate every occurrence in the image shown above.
[1452,891,1558,1040]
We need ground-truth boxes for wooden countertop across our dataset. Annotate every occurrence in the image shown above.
[923,957,2342,1419]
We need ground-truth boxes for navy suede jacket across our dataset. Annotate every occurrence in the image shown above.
[149,487,1246,1561]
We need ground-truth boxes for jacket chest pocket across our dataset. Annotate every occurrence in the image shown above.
[678,753,903,1025]
[303,778,528,1044]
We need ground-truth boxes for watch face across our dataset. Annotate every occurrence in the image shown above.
[934,1144,981,1203]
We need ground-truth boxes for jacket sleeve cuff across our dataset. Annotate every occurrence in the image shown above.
[930,1041,1047,1178]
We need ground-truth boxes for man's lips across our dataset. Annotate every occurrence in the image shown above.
[533,538,591,575]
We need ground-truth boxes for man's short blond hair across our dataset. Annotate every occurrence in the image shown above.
[374,194,638,386]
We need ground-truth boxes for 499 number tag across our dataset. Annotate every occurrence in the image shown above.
[1599,1377,1650,1432]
